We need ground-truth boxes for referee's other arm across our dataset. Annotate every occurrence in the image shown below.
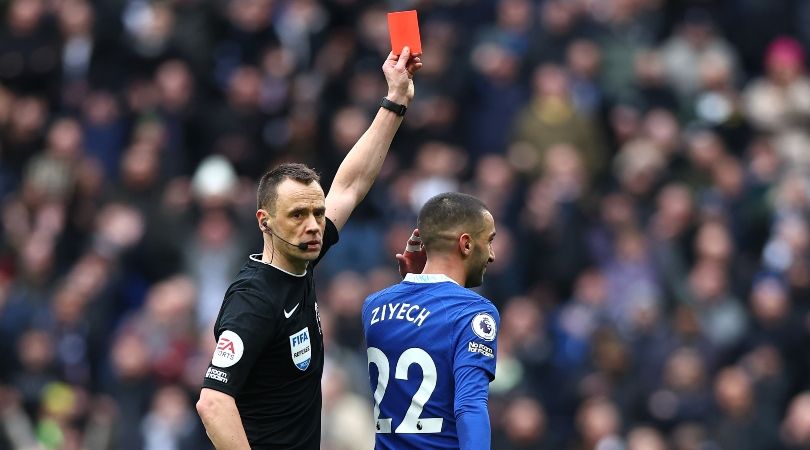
[197,388,250,449]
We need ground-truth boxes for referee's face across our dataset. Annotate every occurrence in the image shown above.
[271,179,327,261]
[466,211,496,288]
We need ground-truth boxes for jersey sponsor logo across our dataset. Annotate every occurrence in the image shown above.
[289,327,312,371]
[283,303,300,319]
[468,341,494,358]
[218,339,235,353]
[205,367,230,383]
[212,330,244,368]
[471,313,497,341]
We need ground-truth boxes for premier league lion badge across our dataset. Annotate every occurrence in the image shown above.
[471,313,497,341]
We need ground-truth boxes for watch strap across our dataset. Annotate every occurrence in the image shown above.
[379,97,407,116]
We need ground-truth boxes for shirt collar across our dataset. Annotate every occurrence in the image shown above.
[404,273,459,285]
[249,254,307,277]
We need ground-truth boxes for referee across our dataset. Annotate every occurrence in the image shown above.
[196,48,422,449]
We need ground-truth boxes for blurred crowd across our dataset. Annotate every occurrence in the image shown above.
[2,0,810,449]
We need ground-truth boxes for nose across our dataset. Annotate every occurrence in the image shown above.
[304,214,320,234]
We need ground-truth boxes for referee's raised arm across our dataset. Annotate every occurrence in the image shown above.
[325,47,422,231]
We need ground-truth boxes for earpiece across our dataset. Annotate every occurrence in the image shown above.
[261,219,309,251]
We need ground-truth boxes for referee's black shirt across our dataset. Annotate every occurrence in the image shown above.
[202,219,339,449]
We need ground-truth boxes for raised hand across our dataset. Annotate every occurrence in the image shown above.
[382,46,423,104]
[396,228,427,278]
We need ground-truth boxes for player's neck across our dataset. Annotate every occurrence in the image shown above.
[262,243,307,275]
[421,259,466,287]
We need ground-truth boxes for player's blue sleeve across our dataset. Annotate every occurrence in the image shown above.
[452,299,499,380]
[454,365,491,450]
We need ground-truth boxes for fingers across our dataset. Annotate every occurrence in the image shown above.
[407,61,423,77]
[405,56,422,77]
[395,46,411,70]
[405,229,423,252]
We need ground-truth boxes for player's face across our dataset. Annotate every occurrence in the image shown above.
[466,211,496,288]
[269,179,327,261]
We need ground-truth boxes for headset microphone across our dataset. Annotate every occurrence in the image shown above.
[263,221,310,251]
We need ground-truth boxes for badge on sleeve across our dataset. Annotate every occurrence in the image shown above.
[289,327,312,371]
[471,313,497,341]
[212,330,244,368]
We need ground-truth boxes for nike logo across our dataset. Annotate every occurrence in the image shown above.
[284,303,300,319]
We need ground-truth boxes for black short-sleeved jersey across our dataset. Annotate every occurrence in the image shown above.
[202,219,339,449]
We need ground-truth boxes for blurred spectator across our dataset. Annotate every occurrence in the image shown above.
[572,396,623,450]
[593,0,660,101]
[626,425,667,450]
[510,64,605,180]
[743,37,810,171]
[566,39,604,117]
[646,347,712,428]
[492,396,555,450]
[712,366,779,449]
[659,8,740,101]
[141,384,204,450]
[321,363,375,450]
[780,392,810,449]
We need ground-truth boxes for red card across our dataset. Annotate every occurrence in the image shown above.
[387,10,422,56]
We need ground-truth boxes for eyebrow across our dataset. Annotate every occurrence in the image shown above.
[289,206,326,215]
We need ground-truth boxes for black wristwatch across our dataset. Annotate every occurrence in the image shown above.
[379,97,407,116]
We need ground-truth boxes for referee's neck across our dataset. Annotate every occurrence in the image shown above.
[260,249,308,275]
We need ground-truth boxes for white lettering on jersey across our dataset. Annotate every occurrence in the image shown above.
[468,341,494,358]
[368,303,431,327]
[396,303,410,320]
[405,305,419,321]
[414,308,430,326]
[387,303,400,320]
[205,367,230,383]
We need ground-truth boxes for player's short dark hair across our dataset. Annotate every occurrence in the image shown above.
[417,192,489,252]
[257,163,320,213]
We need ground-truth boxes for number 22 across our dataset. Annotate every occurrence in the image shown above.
[367,347,443,434]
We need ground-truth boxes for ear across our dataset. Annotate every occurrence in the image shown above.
[256,209,271,232]
[458,233,473,257]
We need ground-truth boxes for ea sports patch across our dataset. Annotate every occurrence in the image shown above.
[289,327,312,371]
[212,330,244,368]
[471,313,497,341]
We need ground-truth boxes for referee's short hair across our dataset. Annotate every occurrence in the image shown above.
[418,192,489,253]
[257,163,320,213]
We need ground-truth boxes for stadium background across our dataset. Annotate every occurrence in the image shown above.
[2,0,810,448]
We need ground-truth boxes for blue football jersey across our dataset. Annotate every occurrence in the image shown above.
[361,274,500,450]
